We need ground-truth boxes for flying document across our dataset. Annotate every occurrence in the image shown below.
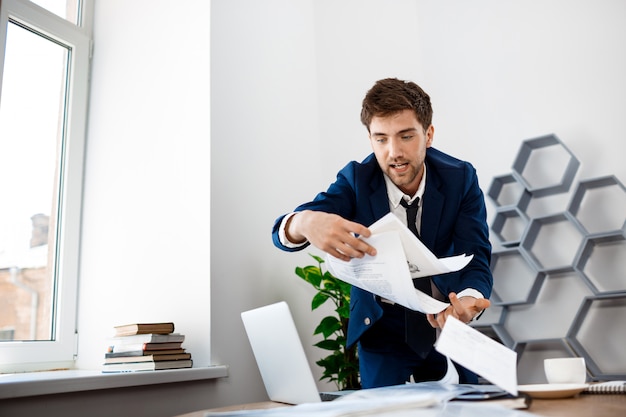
[326,213,473,314]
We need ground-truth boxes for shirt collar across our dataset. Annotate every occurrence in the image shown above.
[384,164,427,209]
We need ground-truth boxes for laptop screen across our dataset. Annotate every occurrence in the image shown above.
[241,301,323,404]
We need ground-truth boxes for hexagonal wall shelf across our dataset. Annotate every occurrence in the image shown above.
[568,176,626,235]
[512,134,580,197]
[576,232,626,294]
[470,304,507,346]
[568,294,626,380]
[521,212,585,271]
[502,269,593,343]
[488,174,526,208]
[491,207,529,247]
[490,248,543,305]
[471,304,505,328]
[483,134,626,383]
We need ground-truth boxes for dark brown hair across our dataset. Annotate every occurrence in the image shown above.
[360,78,433,132]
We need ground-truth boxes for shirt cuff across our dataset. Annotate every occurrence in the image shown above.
[278,212,308,249]
[457,288,484,299]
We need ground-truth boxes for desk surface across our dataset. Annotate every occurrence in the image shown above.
[529,394,626,416]
[177,394,626,417]
[177,402,287,416]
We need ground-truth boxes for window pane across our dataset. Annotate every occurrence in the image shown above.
[0,21,69,342]
[29,0,80,25]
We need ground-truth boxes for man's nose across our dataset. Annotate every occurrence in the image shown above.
[388,138,403,158]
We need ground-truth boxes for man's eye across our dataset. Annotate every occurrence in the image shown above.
[375,137,387,143]
[401,135,413,140]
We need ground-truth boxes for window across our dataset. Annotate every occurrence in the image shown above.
[0,0,92,372]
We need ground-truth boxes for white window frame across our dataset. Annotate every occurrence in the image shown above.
[0,0,92,373]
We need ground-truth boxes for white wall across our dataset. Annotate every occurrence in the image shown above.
[77,0,212,372]
[66,0,626,412]
[414,0,626,221]
[210,0,626,406]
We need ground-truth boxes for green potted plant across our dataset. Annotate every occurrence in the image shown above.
[295,254,360,390]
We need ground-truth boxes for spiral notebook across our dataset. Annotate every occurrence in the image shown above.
[584,381,626,394]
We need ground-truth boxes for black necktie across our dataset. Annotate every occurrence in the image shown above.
[399,197,420,238]
[399,197,436,358]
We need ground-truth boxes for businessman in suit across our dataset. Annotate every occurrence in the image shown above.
[272,78,493,388]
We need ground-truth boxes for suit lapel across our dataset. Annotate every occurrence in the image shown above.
[368,171,391,225]
[421,167,444,248]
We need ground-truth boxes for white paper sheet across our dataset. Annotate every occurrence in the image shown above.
[325,213,473,314]
[367,213,474,277]
[326,232,449,313]
[435,316,518,395]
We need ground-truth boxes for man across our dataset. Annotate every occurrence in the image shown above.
[272,78,492,388]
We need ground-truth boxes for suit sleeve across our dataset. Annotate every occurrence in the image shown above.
[432,163,493,300]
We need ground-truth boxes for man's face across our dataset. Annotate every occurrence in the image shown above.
[369,109,434,196]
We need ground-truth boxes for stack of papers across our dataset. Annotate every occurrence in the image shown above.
[205,382,532,416]
[325,213,473,314]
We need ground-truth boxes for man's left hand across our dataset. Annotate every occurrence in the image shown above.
[426,293,490,328]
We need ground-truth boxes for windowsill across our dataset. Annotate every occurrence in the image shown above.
[0,365,229,399]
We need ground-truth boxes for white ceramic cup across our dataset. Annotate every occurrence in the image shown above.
[544,357,587,384]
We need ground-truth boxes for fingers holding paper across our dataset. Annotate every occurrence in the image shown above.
[427,293,491,328]
[286,210,377,262]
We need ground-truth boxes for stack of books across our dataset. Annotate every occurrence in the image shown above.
[102,322,193,372]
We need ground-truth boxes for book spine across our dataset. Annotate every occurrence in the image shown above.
[110,334,185,344]
[108,342,183,353]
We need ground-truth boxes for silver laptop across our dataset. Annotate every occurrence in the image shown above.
[241,301,349,404]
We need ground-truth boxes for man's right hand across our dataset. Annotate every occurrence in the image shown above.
[285,210,377,262]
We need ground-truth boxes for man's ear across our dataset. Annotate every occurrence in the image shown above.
[426,124,435,147]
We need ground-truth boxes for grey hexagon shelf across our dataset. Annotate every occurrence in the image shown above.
[470,305,507,347]
[575,231,626,294]
[491,322,515,350]
[514,339,582,384]
[471,303,505,328]
[482,134,626,384]
[516,189,533,214]
[490,248,543,305]
[567,294,626,380]
[487,174,526,208]
[491,207,529,247]
[511,134,580,197]
[520,212,585,272]
[568,175,626,235]
[502,269,593,344]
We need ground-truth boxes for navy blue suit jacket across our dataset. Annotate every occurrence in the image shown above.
[272,147,493,349]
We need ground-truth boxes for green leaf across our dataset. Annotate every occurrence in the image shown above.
[311,292,330,310]
[310,254,325,264]
[337,280,352,295]
[314,339,341,351]
[314,316,341,338]
[336,303,350,319]
[295,266,305,278]
[297,265,323,287]
[321,276,340,289]
[317,354,341,373]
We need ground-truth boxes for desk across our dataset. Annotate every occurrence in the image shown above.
[177,402,287,416]
[177,395,626,417]
[528,394,626,416]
